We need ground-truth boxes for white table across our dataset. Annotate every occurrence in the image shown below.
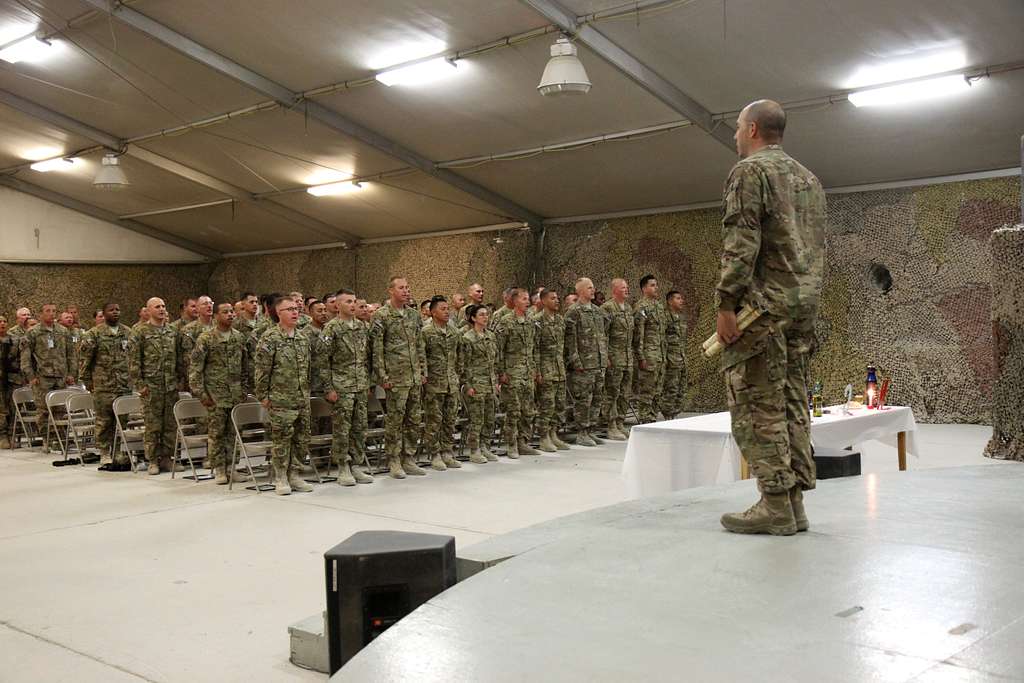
[621,405,918,499]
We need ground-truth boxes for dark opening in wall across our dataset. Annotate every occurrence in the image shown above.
[868,262,893,294]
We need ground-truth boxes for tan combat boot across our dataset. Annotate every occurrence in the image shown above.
[147,459,161,476]
[517,438,539,455]
[605,424,627,441]
[388,456,406,479]
[273,467,292,495]
[505,439,520,459]
[401,455,426,475]
[337,462,357,486]
[481,444,498,462]
[0,435,11,449]
[468,449,488,464]
[789,487,809,532]
[430,454,447,471]
[441,452,461,469]
[537,432,558,453]
[352,465,375,483]
[576,430,597,447]
[720,491,798,536]
[288,471,314,492]
[551,430,571,450]
[213,465,229,485]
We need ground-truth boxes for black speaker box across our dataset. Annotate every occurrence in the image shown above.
[813,447,862,479]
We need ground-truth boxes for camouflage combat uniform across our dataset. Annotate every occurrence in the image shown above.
[534,310,567,437]
[79,322,132,463]
[633,298,666,423]
[422,319,461,459]
[254,325,311,480]
[20,323,73,441]
[717,144,826,494]
[179,319,213,387]
[487,305,510,333]
[65,326,82,383]
[323,317,371,468]
[600,300,634,432]
[129,322,180,464]
[233,316,258,389]
[3,326,28,443]
[495,311,537,450]
[563,301,608,435]
[457,327,497,451]
[660,308,688,419]
[369,302,426,465]
[189,327,250,472]
[302,324,331,398]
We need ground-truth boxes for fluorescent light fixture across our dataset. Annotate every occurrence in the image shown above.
[375,57,457,87]
[23,146,63,161]
[848,74,972,107]
[307,180,366,197]
[303,168,353,186]
[29,157,77,172]
[367,38,447,71]
[844,50,966,89]
[538,37,591,96]
[0,35,55,64]
[93,154,129,190]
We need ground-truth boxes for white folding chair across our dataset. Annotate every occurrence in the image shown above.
[112,395,146,473]
[172,398,211,481]
[45,387,85,458]
[11,386,42,449]
[65,392,98,464]
[229,402,274,492]
[307,396,336,483]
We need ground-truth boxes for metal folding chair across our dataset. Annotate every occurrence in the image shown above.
[65,392,98,464]
[45,387,86,458]
[229,402,274,492]
[307,397,336,483]
[172,398,211,481]
[112,395,146,472]
[365,390,388,472]
[11,386,42,449]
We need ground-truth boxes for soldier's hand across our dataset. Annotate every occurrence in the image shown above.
[65,376,75,386]
[261,399,270,409]
[421,375,428,386]
[326,390,338,403]
[499,373,509,385]
[381,381,393,390]
[31,378,39,386]
[575,367,584,374]
[717,310,741,346]
[640,360,648,371]
[535,374,543,385]
[138,386,149,398]
[201,397,214,408]
[466,387,476,397]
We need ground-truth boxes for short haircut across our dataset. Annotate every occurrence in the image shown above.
[387,276,404,289]
[640,274,656,289]
[746,99,786,142]
[665,290,681,301]
[337,288,356,298]
[306,298,321,307]
[215,302,233,314]
[507,287,521,300]
[541,288,558,301]
[102,302,117,311]
[180,296,195,311]
[240,291,256,300]
[429,295,447,311]
[421,299,432,308]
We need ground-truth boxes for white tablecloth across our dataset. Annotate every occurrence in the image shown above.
[621,406,918,499]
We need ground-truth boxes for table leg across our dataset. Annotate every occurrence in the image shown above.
[897,431,907,471]
[740,458,750,480]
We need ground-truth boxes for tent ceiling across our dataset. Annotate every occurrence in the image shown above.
[0,0,1020,255]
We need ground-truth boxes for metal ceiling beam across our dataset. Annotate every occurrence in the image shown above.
[0,88,360,245]
[521,0,736,151]
[81,0,545,229]
[0,175,221,259]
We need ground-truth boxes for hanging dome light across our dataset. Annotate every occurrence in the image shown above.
[93,153,129,190]
[537,37,591,96]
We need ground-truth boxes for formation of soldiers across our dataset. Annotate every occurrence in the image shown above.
[0,275,689,495]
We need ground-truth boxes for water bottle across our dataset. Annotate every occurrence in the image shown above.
[812,381,823,418]
[865,366,878,409]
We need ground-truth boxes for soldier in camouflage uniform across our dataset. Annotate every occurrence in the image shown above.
[180,295,214,384]
[4,308,31,446]
[189,302,251,484]
[487,287,514,333]
[457,305,498,464]
[0,315,12,448]
[421,297,462,470]
[459,283,485,329]
[633,275,666,424]
[660,290,689,420]
[323,290,374,487]
[79,303,132,469]
[291,292,312,330]
[171,297,198,335]
[564,278,609,447]
[370,277,428,478]
[534,289,571,452]
[253,293,282,341]
[233,292,259,389]
[303,301,331,398]
[129,298,181,474]
[59,311,81,383]
[448,293,465,331]
[715,100,826,536]
[21,303,75,448]
[132,306,150,332]
[254,298,315,495]
[495,288,539,458]
[600,278,634,440]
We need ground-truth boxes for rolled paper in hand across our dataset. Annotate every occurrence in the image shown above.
[703,305,763,358]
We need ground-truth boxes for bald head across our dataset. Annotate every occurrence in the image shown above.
[735,99,786,158]
[146,297,168,324]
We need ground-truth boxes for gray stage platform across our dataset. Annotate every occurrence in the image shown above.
[333,464,1024,682]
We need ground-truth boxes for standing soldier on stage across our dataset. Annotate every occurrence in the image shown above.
[189,302,250,485]
[633,275,666,423]
[715,100,826,536]
[234,292,258,340]
[129,298,180,474]
[303,300,331,399]
[132,306,150,331]
[79,302,132,471]
[563,278,608,447]
[488,287,515,332]
[370,276,428,478]
[458,305,498,464]
[460,283,485,328]
[495,288,539,458]
[172,297,198,334]
[58,311,81,383]
[661,290,689,420]
[21,303,75,449]
[323,290,375,487]
[534,289,570,452]
[600,278,634,440]
[4,308,31,447]
[254,298,315,495]
[421,296,462,470]
[254,293,282,341]
[448,293,466,330]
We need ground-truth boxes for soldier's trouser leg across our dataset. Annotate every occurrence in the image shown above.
[439,392,456,453]
[384,387,410,459]
[535,381,554,434]
[205,406,232,470]
[143,388,177,462]
[332,392,357,465]
[723,317,795,494]
[350,391,368,467]
[292,404,310,471]
[464,389,484,450]
[500,382,522,445]
[33,376,63,442]
[634,364,663,423]
[659,364,685,418]
[402,386,422,458]
[422,391,457,456]
[93,392,118,462]
[568,369,602,431]
[0,387,10,440]
[785,323,816,491]
[515,380,536,439]
[618,367,633,423]
[268,406,299,475]
[602,366,626,425]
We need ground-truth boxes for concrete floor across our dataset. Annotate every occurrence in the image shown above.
[0,423,997,682]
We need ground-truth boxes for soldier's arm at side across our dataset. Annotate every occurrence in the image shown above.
[253,336,273,404]
[417,325,427,384]
[187,336,207,400]
[563,309,581,371]
[369,318,389,387]
[78,332,95,388]
[716,164,765,312]
[128,330,146,395]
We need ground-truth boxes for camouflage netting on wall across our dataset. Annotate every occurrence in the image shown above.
[354,230,532,307]
[207,247,356,304]
[0,262,212,325]
[985,225,1024,460]
[544,177,1020,423]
